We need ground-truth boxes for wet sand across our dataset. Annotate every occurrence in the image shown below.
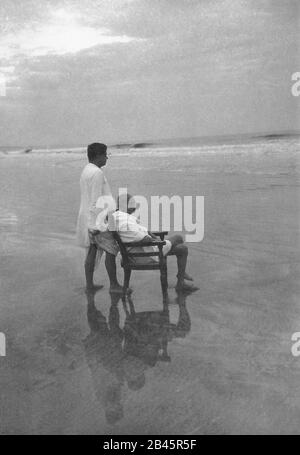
[0,143,299,434]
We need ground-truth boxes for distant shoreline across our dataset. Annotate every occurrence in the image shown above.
[1,132,299,154]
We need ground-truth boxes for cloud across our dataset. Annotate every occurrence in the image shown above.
[0,0,298,145]
[0,6,137,60]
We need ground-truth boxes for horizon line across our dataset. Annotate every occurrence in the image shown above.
[0,130,299,150]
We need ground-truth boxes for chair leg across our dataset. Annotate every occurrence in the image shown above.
[123,268,131,297]
[160,260,168,300]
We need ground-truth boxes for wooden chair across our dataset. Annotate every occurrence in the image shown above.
[112,231,169,299]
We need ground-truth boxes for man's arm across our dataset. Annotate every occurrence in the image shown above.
[148,231,158,239]
[90,171,104,219]
[118,213,154,243]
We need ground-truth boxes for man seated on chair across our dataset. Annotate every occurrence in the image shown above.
[111,193,198,293]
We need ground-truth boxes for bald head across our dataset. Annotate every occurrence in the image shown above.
[117,192,137,214]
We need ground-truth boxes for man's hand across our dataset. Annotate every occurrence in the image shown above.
[141,234,154,243]
[148,231,158,239]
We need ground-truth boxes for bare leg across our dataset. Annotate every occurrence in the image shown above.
[168,235,193,281]
[85,244,103,291]
[123,269,131,297]
[173,244,188,288]
[105,253,123,293]
[171,244,198,292]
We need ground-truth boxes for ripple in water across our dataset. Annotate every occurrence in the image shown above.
[0,208,18,231]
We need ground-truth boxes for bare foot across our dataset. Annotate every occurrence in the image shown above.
[177,273,193,281]
[184,272,193,281]
[85,284,104,294]
[175,282,199,293]
[110,284,133,294]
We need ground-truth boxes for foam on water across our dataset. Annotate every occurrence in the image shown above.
[0,208,18,227]
[1,135,299,158]
[1,137,299,180]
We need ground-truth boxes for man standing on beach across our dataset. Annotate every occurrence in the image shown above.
[76,143,122,293]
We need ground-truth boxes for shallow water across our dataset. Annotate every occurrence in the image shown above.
[0,138,299,434]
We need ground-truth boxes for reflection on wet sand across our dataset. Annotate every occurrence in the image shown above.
[83,291,192,424]
[1,144,299,434]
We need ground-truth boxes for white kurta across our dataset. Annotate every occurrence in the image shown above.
[112,211,149,242]
[112,211,172,258]
[76,163,112,247]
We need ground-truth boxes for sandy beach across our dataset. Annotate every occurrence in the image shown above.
[0,137,299,435]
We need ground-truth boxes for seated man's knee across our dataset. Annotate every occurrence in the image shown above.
[176,244,188,256]
[170,234,184,246]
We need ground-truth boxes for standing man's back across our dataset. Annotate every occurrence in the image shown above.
[76,143,122,292]
[76,161,110,248]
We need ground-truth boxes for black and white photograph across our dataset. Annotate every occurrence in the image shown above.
[0,0,299,437]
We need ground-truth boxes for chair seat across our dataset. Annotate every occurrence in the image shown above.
[122,263,162,271]
[121,259,160,269]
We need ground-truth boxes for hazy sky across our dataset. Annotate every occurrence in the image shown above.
[0,0,299,146]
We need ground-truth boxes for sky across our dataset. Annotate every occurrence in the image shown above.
[0,0,299,146]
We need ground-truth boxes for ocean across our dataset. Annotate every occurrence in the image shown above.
[0,134,299,434]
